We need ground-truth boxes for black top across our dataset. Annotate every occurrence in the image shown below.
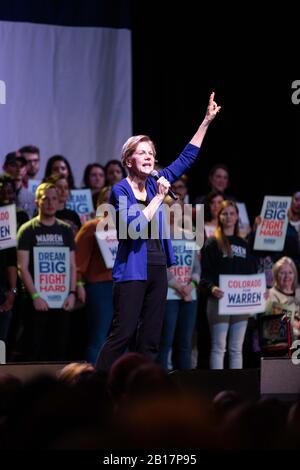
[0,246,17,291]
[56,208,81,236]
[201,235,257,292]
[137,200,166,266]
[17,217,75,278]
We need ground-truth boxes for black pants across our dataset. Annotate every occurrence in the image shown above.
[96,264,168,371]
[22,297,70,361]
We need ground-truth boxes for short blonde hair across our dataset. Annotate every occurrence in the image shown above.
[121,135,156,167]
[272,256,298,291]
[35,182,57,201]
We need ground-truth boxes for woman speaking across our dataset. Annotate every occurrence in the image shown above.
[96,93,221,371]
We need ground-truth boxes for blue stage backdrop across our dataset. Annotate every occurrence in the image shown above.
[0,0,132,186]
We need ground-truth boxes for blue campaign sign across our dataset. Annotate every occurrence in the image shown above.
[65,189,94,223]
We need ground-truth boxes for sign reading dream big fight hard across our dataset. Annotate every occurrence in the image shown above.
[0,204,17,250]
[34,247,70,308]
[218,273,266,315]
[168,239,197,300]
[66,189,94,224]
[254,196,291,251]
[95,229,118,269]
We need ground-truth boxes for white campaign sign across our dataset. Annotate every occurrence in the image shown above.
[0,204,17,249]
[95,229,118,269]
[254,196,291,251]
[34,246,70,308]
[219,273,266,315]
[168,239,197,300]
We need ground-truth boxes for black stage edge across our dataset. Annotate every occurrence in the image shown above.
[1,358,300,402]
[170,358,300,402]
[169,368,260,401]
[0,361,71,381]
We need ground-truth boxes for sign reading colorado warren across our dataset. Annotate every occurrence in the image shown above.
[218,273,266,315]
[34,246,70,308]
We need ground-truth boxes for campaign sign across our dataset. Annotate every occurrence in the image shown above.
[0,204,17,249]
[254,196,291,251]
[168,239,197,300]
[237,202,251,238]
[95,229,118,269]
[66,189,94,224]
[28,179,41,196]
[219,273,266,315]
[34,247,70,308]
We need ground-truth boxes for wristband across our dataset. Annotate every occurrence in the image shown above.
[31,292,40,300]
[69,290,77,297]
[76,281,85,286]
[191,280,198,288]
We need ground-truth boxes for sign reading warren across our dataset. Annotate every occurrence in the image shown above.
[95,229,118,269]
[219,273,266,315]
[66,189,94,223]
[0,204,17,249]
[34,247,70,308]
[254,196,291,251]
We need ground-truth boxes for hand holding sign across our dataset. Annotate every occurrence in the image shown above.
[212,286,224,299]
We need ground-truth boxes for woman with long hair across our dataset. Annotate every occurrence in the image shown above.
[201,200,256,369]
[44,155,75,189]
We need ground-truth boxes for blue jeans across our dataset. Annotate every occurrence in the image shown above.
[207,298,249,369]
[158,299,197,370]
[86,281,113,365]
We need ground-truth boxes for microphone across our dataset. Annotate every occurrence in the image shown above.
[150,170,178,200]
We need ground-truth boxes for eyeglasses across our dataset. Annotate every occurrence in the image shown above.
[27,159,39,163]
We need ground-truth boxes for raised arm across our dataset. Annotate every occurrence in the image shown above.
[160,92,221,183]
[190,92,221,147]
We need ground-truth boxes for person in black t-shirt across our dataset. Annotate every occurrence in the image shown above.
[17,182,77,360]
